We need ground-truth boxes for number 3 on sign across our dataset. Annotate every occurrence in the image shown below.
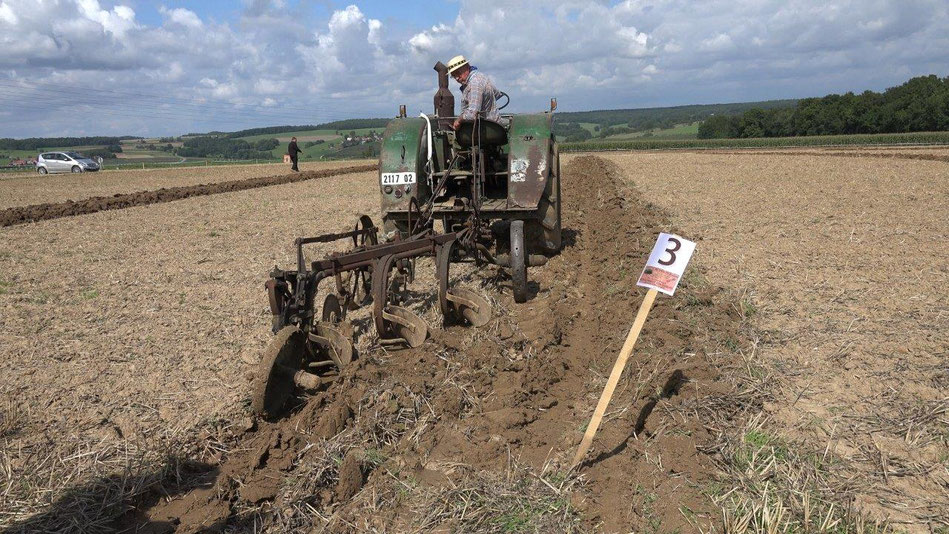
[658,237,682,266]
[637,233,696,296]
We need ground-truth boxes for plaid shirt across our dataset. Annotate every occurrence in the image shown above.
[460,70,500,122]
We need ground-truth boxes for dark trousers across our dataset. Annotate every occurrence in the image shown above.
[290,155,299,171]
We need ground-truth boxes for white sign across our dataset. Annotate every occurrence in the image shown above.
[380,172,417,185]
[636,233,696,296]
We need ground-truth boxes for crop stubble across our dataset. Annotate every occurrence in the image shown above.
[601,150,948,529]
[2,156,751,532]
[0,169,383,527]
[0,149,945,531]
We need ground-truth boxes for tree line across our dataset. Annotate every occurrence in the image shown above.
[175,136,280,159]
[553,99,797,142]
[559,100,795,128]
[698,75,949,139]
[0,136,124,150]
[218,119,391,139]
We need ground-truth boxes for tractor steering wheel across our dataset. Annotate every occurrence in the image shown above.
[497,92,510,110]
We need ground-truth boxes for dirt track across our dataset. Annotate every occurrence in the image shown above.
[110,156,748,533]
[0,164,376,227]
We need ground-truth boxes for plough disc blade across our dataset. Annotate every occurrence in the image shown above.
[251,326,307,419]
[322,293,344,322]
[436,239,492,327]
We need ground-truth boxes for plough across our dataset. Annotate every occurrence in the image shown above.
[252,61,561,418]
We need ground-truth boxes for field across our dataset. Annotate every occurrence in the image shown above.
[0,128,383,170]
[602,122,701,140]
[0,148,946,532]
[0,160,368,210]
[234,127,382,160]
[564,130,949,152]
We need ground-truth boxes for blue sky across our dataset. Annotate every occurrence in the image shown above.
[0,0,946,137]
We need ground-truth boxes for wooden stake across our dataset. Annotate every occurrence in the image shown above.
[572,288,658,469]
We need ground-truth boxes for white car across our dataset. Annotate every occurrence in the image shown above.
[36,152,100,174]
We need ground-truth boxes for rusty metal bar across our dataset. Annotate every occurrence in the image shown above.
[295,228,378,272]
[309,233,459,273]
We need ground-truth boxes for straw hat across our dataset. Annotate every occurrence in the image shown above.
[447,55,469,74]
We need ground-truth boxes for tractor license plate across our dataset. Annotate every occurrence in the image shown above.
[381,172,416,185]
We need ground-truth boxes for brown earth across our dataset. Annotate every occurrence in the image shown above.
[120,156,749,532]
[1,148,945,532]
[0,164,376,227]
[601,151,948,531]
[0,169,387,531]
[0,160,368,210]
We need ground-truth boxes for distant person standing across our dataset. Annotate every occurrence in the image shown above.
[287,137,301,172]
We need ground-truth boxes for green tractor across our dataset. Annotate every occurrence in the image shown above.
[378,61,562,302]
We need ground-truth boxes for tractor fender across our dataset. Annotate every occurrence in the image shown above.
[379,118,427,217]
[507,113,553,209]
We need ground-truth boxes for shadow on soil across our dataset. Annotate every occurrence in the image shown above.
[587,369,689,466]
[1,459,217,534]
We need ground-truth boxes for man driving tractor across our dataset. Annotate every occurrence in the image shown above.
[447,55,501,129]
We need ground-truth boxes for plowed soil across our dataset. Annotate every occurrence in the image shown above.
[0,160,369,210]
[123,156,748,532]
[601,150,948,529]
[4,147,944,532]
[0,164,376,227]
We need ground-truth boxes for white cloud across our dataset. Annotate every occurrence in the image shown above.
[75,0,138,38]
[254,78,285,95]
[0,2,18,25]
[159,7,203,29]
[0,0,946,137]
[701,33,734,52]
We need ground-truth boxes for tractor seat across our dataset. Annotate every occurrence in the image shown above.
[455,119,508,147]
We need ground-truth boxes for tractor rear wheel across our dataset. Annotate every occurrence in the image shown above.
[510,220,528,303]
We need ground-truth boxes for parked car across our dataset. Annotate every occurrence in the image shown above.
[36,152,100,174]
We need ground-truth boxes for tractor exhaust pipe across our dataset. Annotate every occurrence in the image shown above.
[433,62,454,125]
[433,61,455,169]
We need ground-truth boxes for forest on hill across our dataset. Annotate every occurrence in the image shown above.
[698,75,949,138]
[552,100,797,141]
